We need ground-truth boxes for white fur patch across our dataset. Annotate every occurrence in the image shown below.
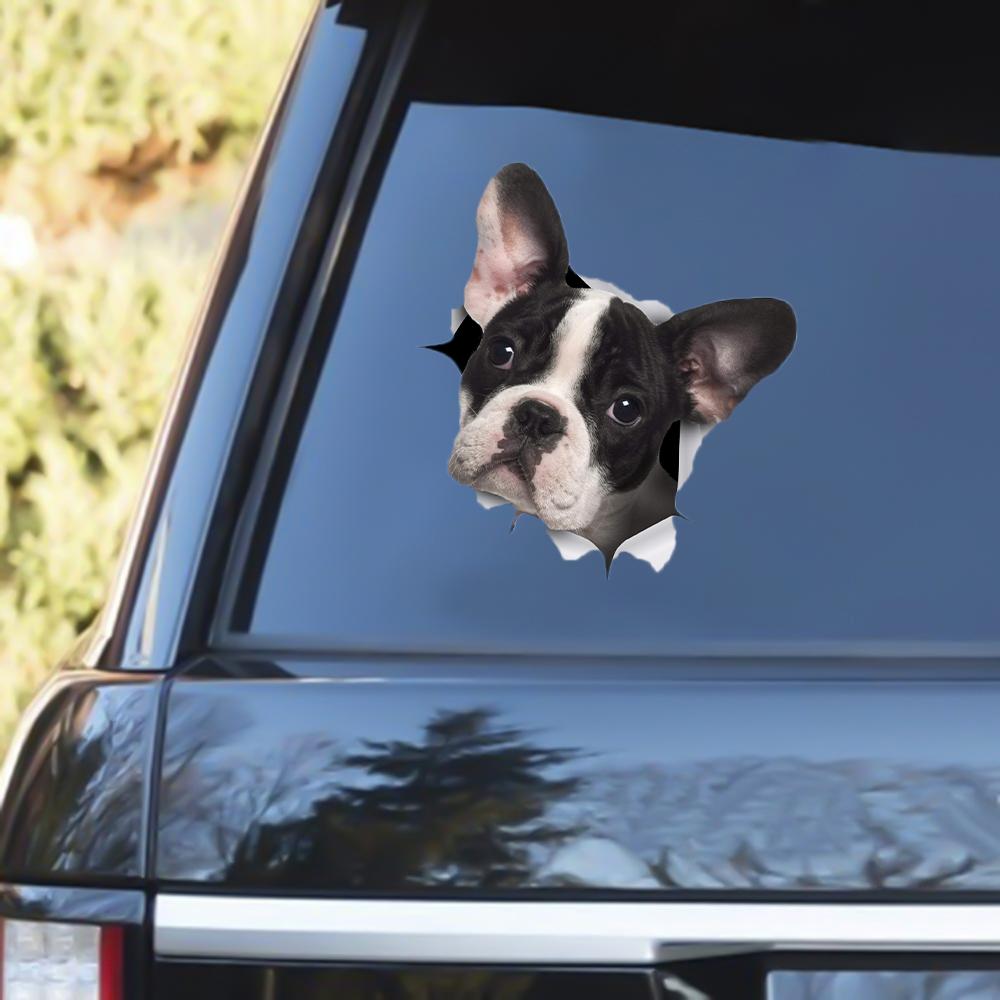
[449,294,615,531]
[539,293,613,396]
[450,283,710,572]
[581,275,674,324]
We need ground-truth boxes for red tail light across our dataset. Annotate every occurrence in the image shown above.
[99,924,125,1000]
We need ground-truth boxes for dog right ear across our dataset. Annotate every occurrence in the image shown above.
[464,163,569,328]
[663,298,796,424]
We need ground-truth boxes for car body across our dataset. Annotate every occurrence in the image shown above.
[1,1,999,996]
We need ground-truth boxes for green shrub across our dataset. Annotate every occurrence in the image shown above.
[0,240,211,747]
[0,0,311,175]
[0,0,312,755]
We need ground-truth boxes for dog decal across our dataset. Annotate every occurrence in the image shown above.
[432,163,796,571]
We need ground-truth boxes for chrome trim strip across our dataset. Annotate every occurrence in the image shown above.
[154,897,1000,964]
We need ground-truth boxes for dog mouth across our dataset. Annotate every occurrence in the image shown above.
[475,450,532,486]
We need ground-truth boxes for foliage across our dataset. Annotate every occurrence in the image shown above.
[222,707,585,889]
[0,0,312,755]
[0,239,209,745]
[0,0,309,175]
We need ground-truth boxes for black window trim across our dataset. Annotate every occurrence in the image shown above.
[91,0,425,671]
[178,0,429,663]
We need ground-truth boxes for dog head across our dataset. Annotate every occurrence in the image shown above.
[448,163,796,538]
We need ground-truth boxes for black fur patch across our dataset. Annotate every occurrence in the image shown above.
[459,286,583,419]
[576,297,689,492]
[426,269,590,373]
[489,406,568,482]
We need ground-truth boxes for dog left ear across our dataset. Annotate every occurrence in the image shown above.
[662,298,796,423]
[464,163,569,328]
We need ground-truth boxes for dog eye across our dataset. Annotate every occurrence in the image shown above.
[486,337,515,370]
[608,395,642,426]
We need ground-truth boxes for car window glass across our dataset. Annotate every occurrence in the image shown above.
[236,102,1000,653]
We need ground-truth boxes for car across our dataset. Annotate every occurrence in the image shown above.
[1,1,999,997]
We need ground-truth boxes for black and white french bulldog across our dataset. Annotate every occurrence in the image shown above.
[448,163,796,564]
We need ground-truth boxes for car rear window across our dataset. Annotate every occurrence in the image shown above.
[228,101,1000,654]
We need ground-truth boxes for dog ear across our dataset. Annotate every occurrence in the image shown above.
[464,163,569,327]
[662,298,796,423]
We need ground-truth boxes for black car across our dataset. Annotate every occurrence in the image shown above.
[1,1,999,997]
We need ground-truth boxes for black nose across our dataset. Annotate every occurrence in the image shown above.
[513,398,563,439]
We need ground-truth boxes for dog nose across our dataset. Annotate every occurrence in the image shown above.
[513,398,563,439]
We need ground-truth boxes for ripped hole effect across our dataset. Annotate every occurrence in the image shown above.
[428,274,708,573]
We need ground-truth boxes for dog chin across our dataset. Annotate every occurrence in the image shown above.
[473,464,537,514]
[479,471,604,533]
[454,451,604,532]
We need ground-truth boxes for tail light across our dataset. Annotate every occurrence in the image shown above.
[0,918,123,999]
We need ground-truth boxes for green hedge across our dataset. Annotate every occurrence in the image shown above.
[0,241,207,744]
[0,0,310,174]
[0,0,312,752]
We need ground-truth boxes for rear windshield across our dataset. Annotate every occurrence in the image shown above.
[230,100,999,654]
